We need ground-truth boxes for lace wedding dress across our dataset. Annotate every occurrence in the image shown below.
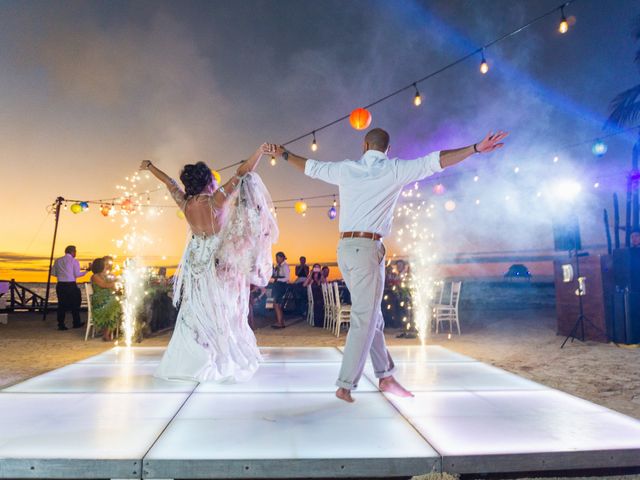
[155,173,278,383]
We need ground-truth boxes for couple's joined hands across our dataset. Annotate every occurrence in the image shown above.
[259,143,277,155]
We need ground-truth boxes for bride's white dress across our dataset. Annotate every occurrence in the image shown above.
[155,172,277,383]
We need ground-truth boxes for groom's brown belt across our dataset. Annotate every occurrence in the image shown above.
[340,231,382,241]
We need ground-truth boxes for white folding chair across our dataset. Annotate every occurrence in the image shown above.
[323,282,337,331]
[84,283,95,341]
[434,281,462,335]
[306,284,314,325]
[333,282,351,337]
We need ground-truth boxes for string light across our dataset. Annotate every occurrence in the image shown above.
[413,83,422,106]
[480,49,489,74]
[311,131,318,152]
[270,155,277,166]
[558,6,569,34]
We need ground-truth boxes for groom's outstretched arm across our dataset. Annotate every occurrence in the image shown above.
[440,131,509,168]
[275,146,307,173]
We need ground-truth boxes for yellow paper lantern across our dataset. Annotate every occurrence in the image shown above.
[176,209,185,219]
[70,203,83,214]
[211,170,221,185]
[294,200,307,214]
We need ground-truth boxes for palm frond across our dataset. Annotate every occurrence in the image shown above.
[633,15,640,67]
[605,84,640,131]
[634,14,640,41]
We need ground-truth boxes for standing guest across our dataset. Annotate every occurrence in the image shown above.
[631,229,640,248]
[271,251,290,329]
[89,258,122,341]
[52,245,89,330]
[293,256,310,316]
[304,270,325,327]
[295,256,310,284]
[321,265,330,284]
[276,127,508,402]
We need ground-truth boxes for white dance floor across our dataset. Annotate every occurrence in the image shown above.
[1,346,640,479]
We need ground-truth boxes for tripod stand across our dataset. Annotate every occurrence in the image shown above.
[560,248,608,348]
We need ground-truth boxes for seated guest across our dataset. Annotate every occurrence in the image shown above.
[385,265,399,286]
[321,265,330,284]
[90,258,122,342]
[295,256,310,284]
[304,270,325,327]
[248,285,266,330]
[303,270,323,288]
[395,259,410,280]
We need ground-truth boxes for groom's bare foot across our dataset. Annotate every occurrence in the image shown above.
[379,376,414,398]
[335,388,355,403]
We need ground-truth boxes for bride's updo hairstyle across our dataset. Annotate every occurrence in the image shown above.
[180,162,213,198]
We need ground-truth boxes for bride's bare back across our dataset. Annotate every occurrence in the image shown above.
[168,181,227,236]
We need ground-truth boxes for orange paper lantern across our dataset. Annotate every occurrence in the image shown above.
[120,198,135,213]
[349,108,372,130]
[100,205,111,217]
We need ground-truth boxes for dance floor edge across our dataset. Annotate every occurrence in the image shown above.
[0,458,140,479]
[143,457,440,479]
[441,449,640,474]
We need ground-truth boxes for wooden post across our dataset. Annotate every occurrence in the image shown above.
[42,197,64,321]
[625,175,632,247]
[613,193,620,249]
[604,209,612,255]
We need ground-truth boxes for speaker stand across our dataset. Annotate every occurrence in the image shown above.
[560,249,609,348]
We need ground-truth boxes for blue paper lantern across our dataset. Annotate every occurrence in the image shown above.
[80,201,89,210]
[592,140,607,157]
[328,206,337,220]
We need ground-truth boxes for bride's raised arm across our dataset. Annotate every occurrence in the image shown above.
[140,160,187,210]
[212,143,275,208]
[140,160,174,188]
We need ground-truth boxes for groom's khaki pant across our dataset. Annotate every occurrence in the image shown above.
[336,238,396,390]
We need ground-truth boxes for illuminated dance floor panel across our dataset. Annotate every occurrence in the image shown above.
[1,346,640,479]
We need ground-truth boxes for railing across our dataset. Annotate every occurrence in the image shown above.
[0,279,51,312]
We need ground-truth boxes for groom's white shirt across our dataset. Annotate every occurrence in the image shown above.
[304,149,442,237]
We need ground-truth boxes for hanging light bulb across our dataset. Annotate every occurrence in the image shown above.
[480,49,489,74]
[311,131,318,152]
[558,6,569,34]
[270,155,277,166]
[413,83,422,106]
[332,195,337,207]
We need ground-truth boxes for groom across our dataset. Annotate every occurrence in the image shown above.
[276,128,507,402]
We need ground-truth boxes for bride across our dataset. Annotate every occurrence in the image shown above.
[140,143,278,383]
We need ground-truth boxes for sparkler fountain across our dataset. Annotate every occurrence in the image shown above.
[394,183,441,344]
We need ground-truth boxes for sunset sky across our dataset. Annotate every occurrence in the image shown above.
[1,0,638,283]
